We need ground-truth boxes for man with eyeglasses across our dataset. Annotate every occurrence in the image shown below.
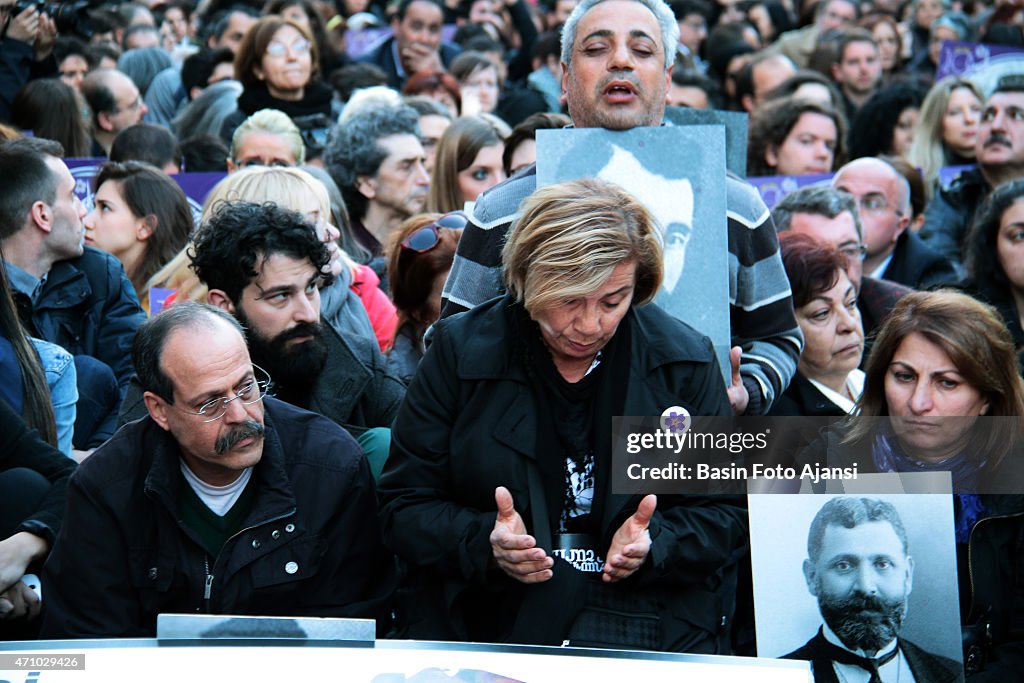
[81,68,149,156]
[40,302,398,638]
[773,185,912,344]
[833,157,958,290]
[227,109,305,172]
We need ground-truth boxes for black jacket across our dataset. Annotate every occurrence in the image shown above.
[920,167,989,267]
[784,629,963,683]
[0,398,76,546]
[40,397,397,638]
[379,296,747,652]
[858,276,913,343]
[358,36,461,91]
[961,496,1024,680]
[10,247,144,396]
[768,372,848,418]
[883,230,961,291]
[218,80,335,144]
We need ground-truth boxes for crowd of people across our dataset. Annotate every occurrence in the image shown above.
[0,0,1023,678]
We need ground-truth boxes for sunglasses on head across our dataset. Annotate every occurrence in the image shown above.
[400,211,468,253]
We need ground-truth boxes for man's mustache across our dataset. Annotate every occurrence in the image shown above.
[215,420,265,454]
[598,71,642,94]
[984,132,1013,148]
[278,321,322,344]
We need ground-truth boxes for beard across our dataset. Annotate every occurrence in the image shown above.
[238,311,329,399]
[818,589,907,654]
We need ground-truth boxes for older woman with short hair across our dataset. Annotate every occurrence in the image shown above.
[219,16,334,145]
[769,232,864,416]
[228,108,305,171]
[379,178,744,651]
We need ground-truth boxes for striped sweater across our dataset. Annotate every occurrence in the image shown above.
[439,164,803,415]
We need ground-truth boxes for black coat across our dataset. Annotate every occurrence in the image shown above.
[218,80,335,144]
[784,629,963,683]
[378,296,747,652]
[10,247,145,395]
[358,36,461,91]
[964,497,1024,680]
[40,398,397,638]
[0,398,76,545]
[882,230,961,291]
[768,372,848,418]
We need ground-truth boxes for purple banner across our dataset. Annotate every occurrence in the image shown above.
[747,173,834,209]
[149,287,175,316]
[938,164,975,189]
[65,158,225,224]
[936,40,1024,80]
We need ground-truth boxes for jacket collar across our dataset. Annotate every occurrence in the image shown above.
[454,296,711,381]
[36,257,91,308]
[307,323,372,421]
[143,398,297,526]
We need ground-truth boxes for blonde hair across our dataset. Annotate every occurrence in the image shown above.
[149,166,354,301]
[230,108,306,165]
[907,77,983,201]
[502,178,663,316]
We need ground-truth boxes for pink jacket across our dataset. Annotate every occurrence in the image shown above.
[350,264,396,351]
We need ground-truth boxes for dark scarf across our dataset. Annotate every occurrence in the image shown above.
[872,421,986,493]
[237,80,334,119]
[511,301,631,540]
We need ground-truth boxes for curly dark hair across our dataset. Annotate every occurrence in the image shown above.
[965,178,1024,298]
[847,79,929,160]
[189,200,332,305]
[323,104,421,222]
[747,95,846,176]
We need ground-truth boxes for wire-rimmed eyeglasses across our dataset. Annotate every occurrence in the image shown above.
[173,364,272,423]
[838,243,869,262]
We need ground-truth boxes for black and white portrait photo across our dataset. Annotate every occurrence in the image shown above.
[749,494,964,683]
[536,126,730,377]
